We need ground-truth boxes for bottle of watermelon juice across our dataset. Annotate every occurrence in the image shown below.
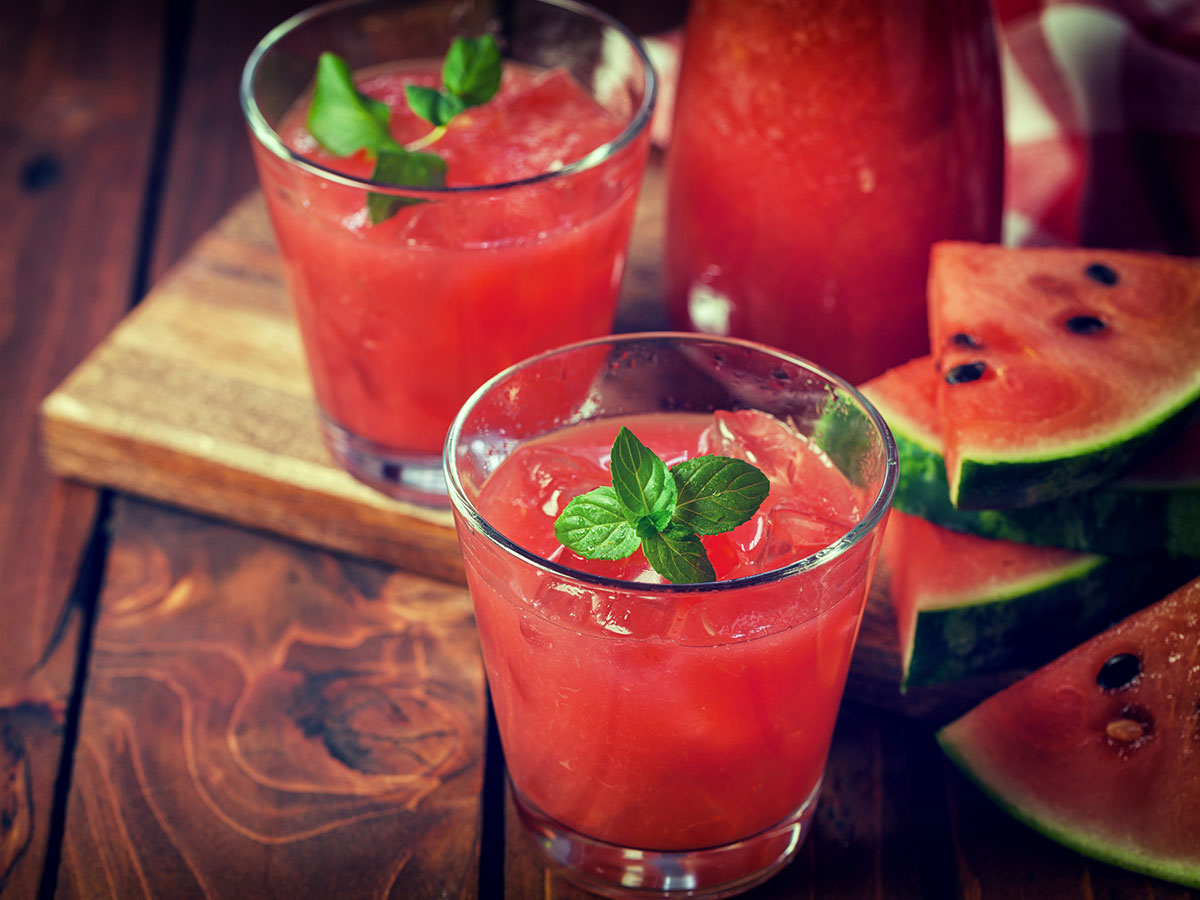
[664,0,1005,386]
[240,0,655,505]
[445,334,898,897]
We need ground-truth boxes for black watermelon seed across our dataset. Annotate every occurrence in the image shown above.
[950,332,982,349]
[1096,653,1141,690]
[1065,315,1108,335]
[944,361,987,385]
[19,153,62,192]
[1085,263,1119,286]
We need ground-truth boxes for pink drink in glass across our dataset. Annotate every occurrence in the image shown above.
[241,0,655,504]
[446,335,897,897]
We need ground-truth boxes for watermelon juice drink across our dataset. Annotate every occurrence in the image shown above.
[240,0,655,504]
[445,334,898,897]
[664,0,1004,386]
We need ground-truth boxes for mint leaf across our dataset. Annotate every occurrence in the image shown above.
[641,526,716,585]
[553,487,640,560]
[443,35,502,106]
[307,52,392,158]
[610,427,677,528]
[366,147,447,224]
[406,35,501,126]
[405,84,466,127]
[553,425,771,585]
[671,456,770,536]
[307,37,502,225]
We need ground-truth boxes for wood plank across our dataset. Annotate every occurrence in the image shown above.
[55,498,484,899]
[0,0,167,894]
[41,194,468,584]
[148,0,312,283]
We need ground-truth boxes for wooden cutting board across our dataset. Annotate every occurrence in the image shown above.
[38,159,1004,719]
[39,190,463,584]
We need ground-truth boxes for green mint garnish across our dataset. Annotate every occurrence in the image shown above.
[365,147,447,224]
[306,35,502,223]
[553,427,770,585]
[406,34,503,125]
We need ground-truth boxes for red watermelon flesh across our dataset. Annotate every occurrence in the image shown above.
[938,576,1200,887]
[928,242,1200,509]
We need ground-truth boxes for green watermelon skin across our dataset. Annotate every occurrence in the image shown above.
[937,577,1200,888]
[863,357,1200,558]
[951,418,1196,511]
[929,242,1200,510]
[885,511,1199,688]
[902,555,1140,689]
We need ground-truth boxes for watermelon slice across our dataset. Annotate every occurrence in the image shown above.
[937,576,1200,888]
[928,242,1200,509]
[861,356,1200,557]
[882,510,1190,688]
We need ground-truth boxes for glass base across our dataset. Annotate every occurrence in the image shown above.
[511,780,819,899]
[320,414,449,507]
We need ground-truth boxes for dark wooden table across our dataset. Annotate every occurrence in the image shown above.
[3,2,1197,898]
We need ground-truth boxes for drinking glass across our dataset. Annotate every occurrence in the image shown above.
[665,0,1004,386]
[241,0,655,505]
[445,333,897,898]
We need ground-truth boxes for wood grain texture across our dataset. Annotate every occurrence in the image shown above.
[42,194,469,584]
[148,0,312,283]
[1,0,167,894]
[55,498,484,900]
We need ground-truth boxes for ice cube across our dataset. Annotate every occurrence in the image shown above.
[699,409,810,487]
[760,496,854,564]
[528,569,676,640]
[476,445,609,560]
[699,409,861,525]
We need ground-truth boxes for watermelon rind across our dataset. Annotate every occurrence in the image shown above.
[864,374,1200,558]
[938,725,1200,889]
[900,553,1107,688]
[898,549,1198,688]
[951,393,1200,510]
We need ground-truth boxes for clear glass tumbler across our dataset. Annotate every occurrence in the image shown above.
[445,333,897,898]
[240,0,655,505]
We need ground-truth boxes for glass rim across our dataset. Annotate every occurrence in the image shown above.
[238,0,658,197]
[443,332,899,594]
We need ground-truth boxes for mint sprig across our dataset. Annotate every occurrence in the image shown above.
[406,35,502,125]
[305,35,502,223]
[553,427,770,585]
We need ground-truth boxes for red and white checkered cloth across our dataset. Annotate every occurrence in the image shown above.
[645,2,1200,254]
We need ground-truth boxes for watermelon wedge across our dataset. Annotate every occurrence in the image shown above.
[882,510,1191,688]
[928,243,1200,509]
[938,576,1200,888]
[862,356,1200,557]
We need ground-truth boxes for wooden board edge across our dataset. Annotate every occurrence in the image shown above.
[38,399,467,586]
